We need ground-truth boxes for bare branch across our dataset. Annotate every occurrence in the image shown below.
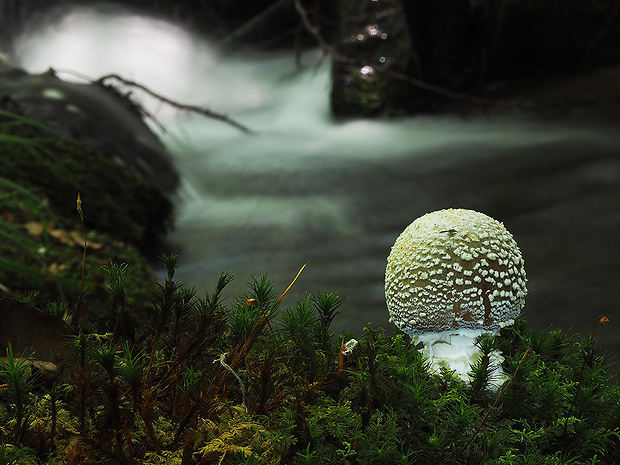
[96,73,254,134]
[220,0,291,47]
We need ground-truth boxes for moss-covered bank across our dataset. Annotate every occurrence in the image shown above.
[0,110,173,252]
[0,109,172,323]
[0,257,618,464]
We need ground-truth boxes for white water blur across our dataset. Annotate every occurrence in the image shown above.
[10,5,620,346]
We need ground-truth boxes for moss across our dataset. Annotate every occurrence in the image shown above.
[332,72,396,117]
[0,110,173,253]
[1,257,619,464]
[0,171,158,327]
[0,105,619,465]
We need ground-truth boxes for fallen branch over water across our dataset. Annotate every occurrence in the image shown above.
[96,73,254,134]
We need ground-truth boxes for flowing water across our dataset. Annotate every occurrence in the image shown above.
[7,5,620,354]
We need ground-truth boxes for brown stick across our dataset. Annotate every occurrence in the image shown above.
[96,74,254,134]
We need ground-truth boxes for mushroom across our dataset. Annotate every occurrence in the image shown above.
[385,209,527,386]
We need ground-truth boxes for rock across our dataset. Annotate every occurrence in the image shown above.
[0,58,179,192]
[0,60,176,251]
[0,298,75,367]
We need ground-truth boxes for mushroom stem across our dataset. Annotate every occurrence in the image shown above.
[414,329,508,389]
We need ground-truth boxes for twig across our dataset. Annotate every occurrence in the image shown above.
[252,264,310,431]
[220,0,291,47]
[74,192,87,329]
[278,261,308,302]
[229,263,309,414]
[216,353,248,413]
[96,74,254,134]
[76,193,86,294]
[293,0,349,63]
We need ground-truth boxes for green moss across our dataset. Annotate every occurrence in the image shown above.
[1,110,619,461]
[0,175,157,326]
[1,258,619,464]
[331,0,419,117]
[0,110,173,252]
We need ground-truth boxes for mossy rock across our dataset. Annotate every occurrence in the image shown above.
[0,110,173,253]
[0,176,158,327]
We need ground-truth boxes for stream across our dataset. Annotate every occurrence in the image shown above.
[7,4,620,355]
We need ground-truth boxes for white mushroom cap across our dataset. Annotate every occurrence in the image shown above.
[385,208,527,336]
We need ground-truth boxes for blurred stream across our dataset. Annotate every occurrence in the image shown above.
[7,4,620,355]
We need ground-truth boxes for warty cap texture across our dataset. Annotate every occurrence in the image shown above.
[385,209,527,335]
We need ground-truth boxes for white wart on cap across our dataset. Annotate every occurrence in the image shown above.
[385,209,527,383]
